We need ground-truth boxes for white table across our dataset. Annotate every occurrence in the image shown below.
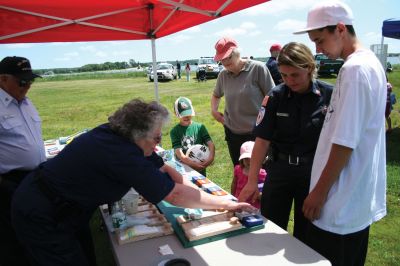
[101,153,330,265]
[100,210,330,266]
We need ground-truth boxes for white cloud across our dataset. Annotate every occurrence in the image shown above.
[215,27,246,37]
[108,41,128,46]
[167,34,191,44]
[249,30,262,37]
[365,31,380,39]
[4,43,34,49]
[48,42,72,47]
[54,51,79,62]
[274,19,305,32]
[184,25,201,33]
[95,51,107,57]
[79,45,97,52]
[241,0,318,16]
[54,57,71,61]
[111,50,132,56]
[240,22,257,30]
[64,52,79,57]
[362,31,384,48]
[214,21,258,38]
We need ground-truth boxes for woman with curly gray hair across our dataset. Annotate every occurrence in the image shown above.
[11,98,255,266]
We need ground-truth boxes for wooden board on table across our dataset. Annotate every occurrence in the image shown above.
[177,211,243,241]
[115,204,173,245]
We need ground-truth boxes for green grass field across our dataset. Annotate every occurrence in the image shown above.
[30,71,400,265]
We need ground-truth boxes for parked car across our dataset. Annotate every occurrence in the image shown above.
[195,57,222,79]
[386,62,393,73]
[314,53,344,76]
[148,63,177,81]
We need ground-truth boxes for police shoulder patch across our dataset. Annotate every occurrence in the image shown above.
[256,106,265,126]
[262,95,269,106]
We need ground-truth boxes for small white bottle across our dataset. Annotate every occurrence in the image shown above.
[111,201,127,229]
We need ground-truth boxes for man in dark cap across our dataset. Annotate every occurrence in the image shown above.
[0,56,45,265]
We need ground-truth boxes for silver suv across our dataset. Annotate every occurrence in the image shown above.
[148,63,177,82]
[195,57,222,79]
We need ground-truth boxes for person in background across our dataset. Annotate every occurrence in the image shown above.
[238,42,333,243]
[176,60,181,79]
[232,141,266,208]
[170,97,215,176]
[266,44,283,85]
[0,56,46,266]
[11,99,253,266]
[294,1,387,265]
[185,63,191,82]
[386,61,392,73]
[210,36,275,181]
[386,76,393,133]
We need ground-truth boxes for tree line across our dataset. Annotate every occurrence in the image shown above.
[36,59,196,75]
[35,57,271,75]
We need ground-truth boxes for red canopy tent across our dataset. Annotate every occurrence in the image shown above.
[0,0,270,100]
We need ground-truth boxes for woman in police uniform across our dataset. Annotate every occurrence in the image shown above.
[238,42,333,243]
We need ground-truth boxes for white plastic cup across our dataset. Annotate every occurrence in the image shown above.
[122,189,139,215]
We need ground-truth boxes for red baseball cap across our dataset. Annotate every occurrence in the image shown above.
[269,44,282,52]
[214,37,238,61]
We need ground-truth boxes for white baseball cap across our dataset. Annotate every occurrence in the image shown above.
[238,141,254,161]
[293,1,353,35]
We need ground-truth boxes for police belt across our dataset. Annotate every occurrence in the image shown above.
[33,169,83,223]
[275,152,314,166]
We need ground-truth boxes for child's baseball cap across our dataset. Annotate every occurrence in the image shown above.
[174,97,195,118]
[239,141,254,161]
[293,1,353,34]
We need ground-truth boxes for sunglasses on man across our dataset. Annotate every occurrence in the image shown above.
[18,78,34,87]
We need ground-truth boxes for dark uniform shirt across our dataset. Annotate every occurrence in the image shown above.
[41,123,175,209]
[254,80,333,157]
[266,57,282,85]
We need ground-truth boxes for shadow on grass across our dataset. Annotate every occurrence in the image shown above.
[91,210,116,266]
[317,73,338,79]
[386,127,400,164]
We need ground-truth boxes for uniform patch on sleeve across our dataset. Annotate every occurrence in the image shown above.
[256,106,265,126]
[256,96,270,126]
[262,95,269,106]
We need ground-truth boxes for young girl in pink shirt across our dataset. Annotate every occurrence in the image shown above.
[232,141,266,208]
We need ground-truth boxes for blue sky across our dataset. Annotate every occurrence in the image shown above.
[0,0,398,69]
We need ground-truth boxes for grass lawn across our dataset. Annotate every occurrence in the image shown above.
[29,71,400,266]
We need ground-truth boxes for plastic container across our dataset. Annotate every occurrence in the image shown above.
[111,201,127,229]
[122,188,139,215]
[241,215,263,228]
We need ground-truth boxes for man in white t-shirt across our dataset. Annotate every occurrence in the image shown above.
[294,1,387,265]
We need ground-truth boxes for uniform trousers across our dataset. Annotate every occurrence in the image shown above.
[261,160,311,243]
[0,170,31,266]
[305,223,370,266]
[11,172,97,266]
[223,125,255,166]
